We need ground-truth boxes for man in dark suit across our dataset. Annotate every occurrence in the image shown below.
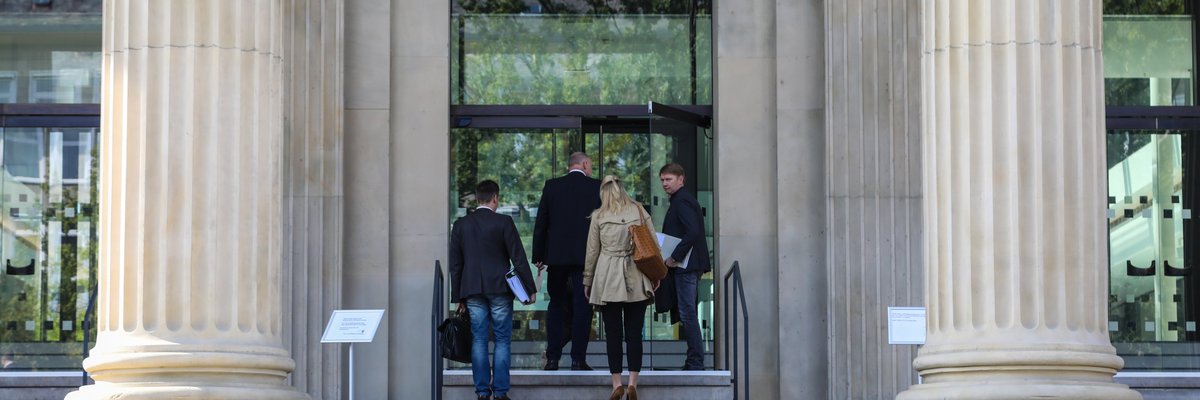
[659,162,711,370]
[450,180,537,400]
[532,152,600,371]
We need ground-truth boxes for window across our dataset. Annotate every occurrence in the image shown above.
[1105,0,1200,372]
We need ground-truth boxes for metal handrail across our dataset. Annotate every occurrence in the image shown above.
[722,261,749,400]
[431,261,445,400]
[81,283,98,385]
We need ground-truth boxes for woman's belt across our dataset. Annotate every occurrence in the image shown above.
[600,247,633,257]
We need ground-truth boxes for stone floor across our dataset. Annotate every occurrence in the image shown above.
[442,370,733,400]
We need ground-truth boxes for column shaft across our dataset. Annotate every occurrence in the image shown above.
[899,1,1139,398]
[68,1,307,398]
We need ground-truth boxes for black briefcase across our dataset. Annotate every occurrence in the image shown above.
[438,310,472,363]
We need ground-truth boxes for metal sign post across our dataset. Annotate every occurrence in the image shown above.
[322,309,386,400]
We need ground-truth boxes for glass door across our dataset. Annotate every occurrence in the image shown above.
[1,126,100,371]
[448,110,713,370]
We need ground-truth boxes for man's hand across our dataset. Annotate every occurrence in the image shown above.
[652,280,662,291]
[456,302,466,314]
[583,286,591,300]
[665,257,676,268]
[524,294,537,305]
[536,262,545,271]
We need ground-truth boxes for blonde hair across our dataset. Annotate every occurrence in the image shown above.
[596,175,636,217]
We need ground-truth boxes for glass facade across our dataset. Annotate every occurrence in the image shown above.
[0,1,102,373]
[1105,0,1200,372]
[1103,1,1193,106]
[448,0,714,369]
[451,1,712,105]
[0,2,102,104]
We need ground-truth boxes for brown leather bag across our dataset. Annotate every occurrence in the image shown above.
[629,207,667,281]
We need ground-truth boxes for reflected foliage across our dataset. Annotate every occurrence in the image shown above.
[452,0,712,105]
[1104,0,1186,15]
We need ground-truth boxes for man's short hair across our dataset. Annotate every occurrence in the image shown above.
[659,163,685,177]
[476,180,500,204]
[568,152,590,167]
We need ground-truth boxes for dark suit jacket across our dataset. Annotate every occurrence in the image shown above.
[532,171,601,267]
[662,187,710,273]
[449,207,537,302]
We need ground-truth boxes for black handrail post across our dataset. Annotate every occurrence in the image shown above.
[81,284,98,385]
[432,260,445,400]
[736,269,749,400]
[722,261,748,400]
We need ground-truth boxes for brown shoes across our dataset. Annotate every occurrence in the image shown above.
[608,386,625,400]
[627,385,638,400]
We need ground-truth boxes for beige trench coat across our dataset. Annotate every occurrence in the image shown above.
[583,205,657,306]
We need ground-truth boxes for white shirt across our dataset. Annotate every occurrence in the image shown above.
[569,169,587,176]
[477,205,494,211]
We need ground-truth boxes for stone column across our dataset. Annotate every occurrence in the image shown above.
[68,1,307,399]
[898,1,1139,399]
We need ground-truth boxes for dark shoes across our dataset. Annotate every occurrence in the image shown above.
[477,396,490,400]
[570,361,593,371]
[495,396,512,400]
[543,359,559,370]
[479,395,511,400]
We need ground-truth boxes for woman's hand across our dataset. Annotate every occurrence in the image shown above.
[652,280,661,291]
[584,286,591,300]
[456,301,466,314]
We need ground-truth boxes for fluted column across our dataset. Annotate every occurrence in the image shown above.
[68,1,307,398]
[898,1,1139,399]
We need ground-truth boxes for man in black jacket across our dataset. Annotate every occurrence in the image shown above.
[532,152,600,370]
[659,163,711,370]
[450,180,537,400]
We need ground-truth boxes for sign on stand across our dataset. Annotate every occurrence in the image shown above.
[323,309,385,400]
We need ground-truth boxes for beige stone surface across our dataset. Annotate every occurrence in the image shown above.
[823,0,925,398]
[279,2,345,398]
[385,0,449,397]
[898,1,1139,399]
[345,0,390,110]
[715,16,781,394]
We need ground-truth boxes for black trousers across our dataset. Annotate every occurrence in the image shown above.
[546,265,591,362]
[599,300,650,374]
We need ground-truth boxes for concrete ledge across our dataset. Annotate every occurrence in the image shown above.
[444,370,733,400]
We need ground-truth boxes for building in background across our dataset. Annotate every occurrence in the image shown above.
[0,0,1196,399]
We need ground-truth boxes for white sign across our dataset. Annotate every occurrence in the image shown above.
[887,307,926,345]
[321,309,385,343]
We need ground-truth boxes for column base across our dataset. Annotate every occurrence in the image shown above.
[898,381,1141,400]
[66,384,309,400]
[898,345,1142,400]
[65,344,311,400]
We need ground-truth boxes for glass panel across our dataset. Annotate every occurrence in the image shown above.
[448,128,578,368]
[451,0,713,105]
[589,116,715,368]
[448,118,714,369]
[1107,130,1200,371]
[0,127,99,371]
[0,2,102,104]
[1103,1,1193,106]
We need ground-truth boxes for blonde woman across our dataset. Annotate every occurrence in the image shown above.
[583,175,661,400]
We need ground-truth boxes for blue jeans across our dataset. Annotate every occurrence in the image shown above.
[674,270,704,369]
[467,294,514,397]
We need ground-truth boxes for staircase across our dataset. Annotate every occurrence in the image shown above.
[443,370,733,400]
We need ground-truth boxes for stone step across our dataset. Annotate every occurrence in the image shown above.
[443,370,733,400]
